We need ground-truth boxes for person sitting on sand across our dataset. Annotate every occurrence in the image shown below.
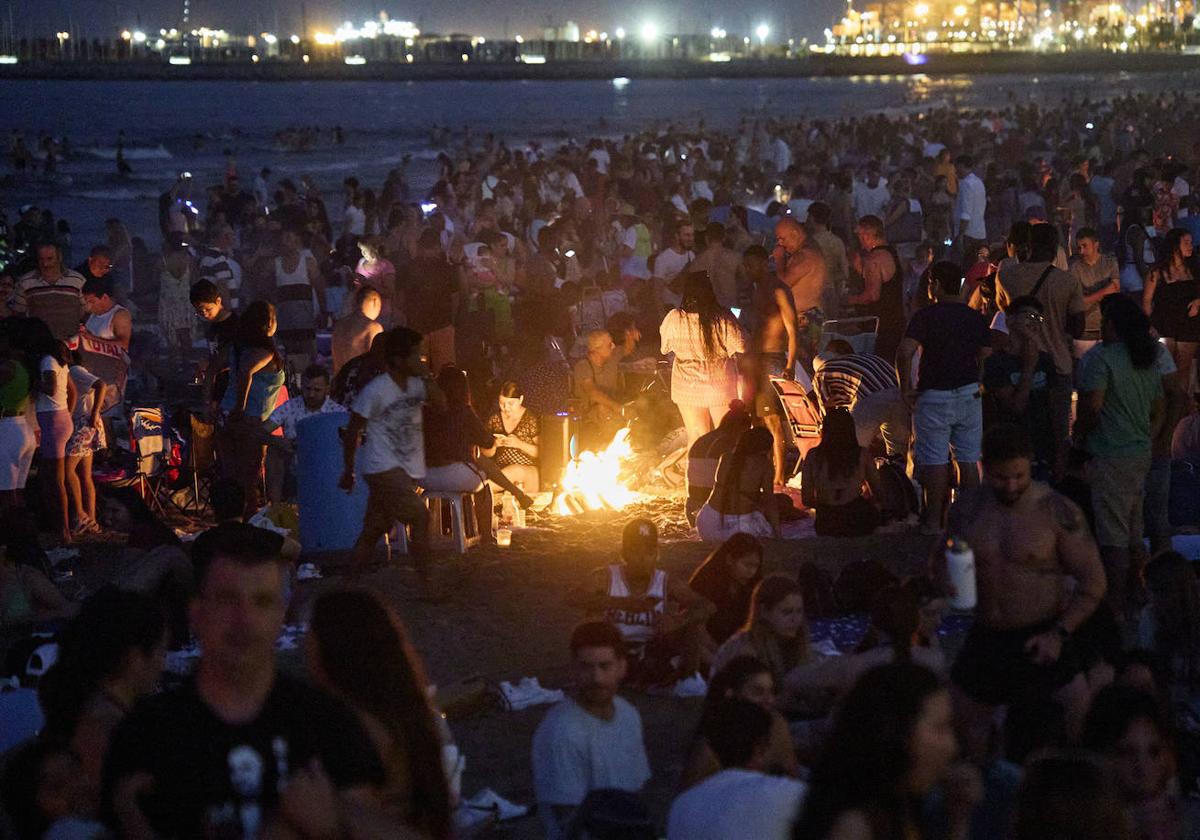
[696,427,781,542]
[800,407,886,538]
[687,532,765,647]
[532,621,652,840]
[568,519,715,683]
[678,656,799,791]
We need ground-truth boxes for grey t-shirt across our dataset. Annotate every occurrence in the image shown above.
[532,695,651,838]
[1069,255,1120,336]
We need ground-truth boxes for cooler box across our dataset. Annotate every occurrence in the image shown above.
[296,411,366,553]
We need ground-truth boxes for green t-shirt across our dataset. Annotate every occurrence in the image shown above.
[0,360,29,414]
[1078,342,1162,458]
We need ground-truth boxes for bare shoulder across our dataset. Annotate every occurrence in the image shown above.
[1036,487,1087,534]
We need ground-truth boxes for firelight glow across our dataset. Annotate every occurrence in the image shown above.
[554,428,642,514]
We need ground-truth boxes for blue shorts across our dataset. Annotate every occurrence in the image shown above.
[913,384,982,467]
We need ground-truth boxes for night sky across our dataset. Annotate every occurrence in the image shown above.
[12,0,845,42]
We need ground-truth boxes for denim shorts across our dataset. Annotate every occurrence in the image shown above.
[912,383,982,467]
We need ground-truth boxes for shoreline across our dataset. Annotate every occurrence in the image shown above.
[3,50,1200,83]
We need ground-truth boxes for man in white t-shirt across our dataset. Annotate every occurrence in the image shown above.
[667,699,807,840]
[652,222,695,309]
[532,621,651,840]
[340,327,439,577]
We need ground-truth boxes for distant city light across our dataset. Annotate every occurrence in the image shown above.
[640,22,658,42]
[914,3,930,15]
[756,23,770,43]
[314,32,336,45]
[521,54,547,63]
[953,5,968,17]
[0,55,18,63]
[132,30,147,43]
[344,55,366,64]
[289,34,300,44]
[168,55,191,64]
[261,33,278,45]
[120,30,131,40]
[711,26,727,39]
[515,34,524,43]
[612,76,630,88]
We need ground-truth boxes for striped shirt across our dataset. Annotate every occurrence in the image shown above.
[14,269,86,340]
[197,247,243,309]
[813,353,900,413]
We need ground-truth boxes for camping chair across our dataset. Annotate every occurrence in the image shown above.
[770,376,823,476]
[819,316,880,355]
[100,407,171,517]
[178,413,217,515]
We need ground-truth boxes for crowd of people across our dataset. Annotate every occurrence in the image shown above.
[2,86,1200,837]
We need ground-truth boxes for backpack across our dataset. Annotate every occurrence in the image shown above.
[835,559,900,615]
[873,457,919,522]
[797,562,840,619]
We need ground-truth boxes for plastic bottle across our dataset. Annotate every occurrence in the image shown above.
[946,537,977,611]
[500,492,516,528]
[513,482,526,529]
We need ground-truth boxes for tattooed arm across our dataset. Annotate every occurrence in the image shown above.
[1046,492,1106,633]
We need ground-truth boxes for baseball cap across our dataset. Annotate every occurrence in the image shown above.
[621,518,658,560]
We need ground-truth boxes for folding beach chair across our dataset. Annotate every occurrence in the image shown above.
[769,376,823,475]
[100,407,171,516]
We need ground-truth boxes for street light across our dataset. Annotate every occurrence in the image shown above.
[640,22,658,42]
[756,22,770,43]
[615,27,626,39]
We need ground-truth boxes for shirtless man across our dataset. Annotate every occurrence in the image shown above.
[331,285,384,377]
[772,218,826,368]
[742,245,799,486]
[934,423,1105,761]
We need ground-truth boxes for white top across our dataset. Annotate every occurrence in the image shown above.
[37,356,68,413]
[269,395,347,440]
[532,696,651,839]
[667,769,807,840]
[343,204,366,237]
[350,374,427,478]
[68,366,100,426]
[852,181,891,220]
[604,565,666,644]
[588,148,611,174]
[84,303,128,340]
[955,172,988,240]
[275,250,314,287]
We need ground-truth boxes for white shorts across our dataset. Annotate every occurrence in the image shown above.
[0,415,36,491]
[420,462,485,494]
[696,505,774,542]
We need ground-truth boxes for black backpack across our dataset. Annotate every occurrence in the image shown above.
[873,457,919,522]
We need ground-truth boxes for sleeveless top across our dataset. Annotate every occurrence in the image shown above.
[84,304,127,340]
[604,565,666,644]
[866,245,907,362]
[220,347,286,420]
[274,250,316,307]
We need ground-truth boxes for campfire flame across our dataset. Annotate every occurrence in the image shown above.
[553,427,643,515]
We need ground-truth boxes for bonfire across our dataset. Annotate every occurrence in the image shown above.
[553,428,644,515]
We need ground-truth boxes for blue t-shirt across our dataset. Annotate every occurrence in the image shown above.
[1078,341,1162,457]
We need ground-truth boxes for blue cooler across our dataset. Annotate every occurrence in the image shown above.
[296,411,367,553]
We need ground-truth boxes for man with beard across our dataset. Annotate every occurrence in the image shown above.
[933,424,1106,762]
[532,620,651,840]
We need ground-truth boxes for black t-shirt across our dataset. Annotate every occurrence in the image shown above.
[425,404,494,467]
[904,301,990,391]
[206,311,240,402]
[103,672,384,839]
[982,349,1056,465]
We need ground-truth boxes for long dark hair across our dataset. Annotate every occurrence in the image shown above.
[698,655,772,737]
[689,532,765,597]
[679,271,738,361]
[1100,293,1157,369]
[235,300,283,369]
[716,427,773,517]
[25,317,68,369]
[38,586,165,739]
[740,574,811,680]
[1152,227,1193,275]
[795,662,944,840]
[813,407,861,480]
[310,590,452,840]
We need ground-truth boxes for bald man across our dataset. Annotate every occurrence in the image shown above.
[773,217,827,368]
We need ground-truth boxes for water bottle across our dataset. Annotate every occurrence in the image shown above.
[513,482,527,529]
[946,537,977,611]
[500,492,516,528]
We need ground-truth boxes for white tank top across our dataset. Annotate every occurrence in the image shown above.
[604,565,666,644]
[84,304,127,340]
[274,249,313,287]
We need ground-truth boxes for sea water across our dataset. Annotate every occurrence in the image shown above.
[1,71,1193,248]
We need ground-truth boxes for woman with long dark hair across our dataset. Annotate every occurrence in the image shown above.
[801,407,885,537]
[1142,227,1200,387]
[307,589,454,839]
[214,300,285,516]
[1077,293,1164,619]
[688,532,764,646]
[696,427,780,541]
[38,586,166,787]
[660,271,745,449]
[794,663,964,840]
